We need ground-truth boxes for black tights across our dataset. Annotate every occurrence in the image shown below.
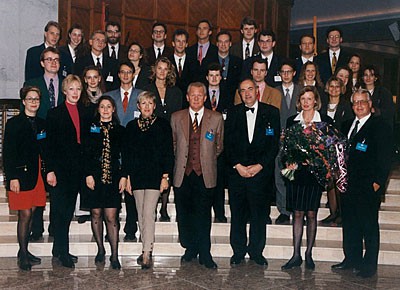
[17,207,35,260]
[291,210,318,260]
[91,208,118,261]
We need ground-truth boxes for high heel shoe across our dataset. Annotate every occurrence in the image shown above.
[110,257,121,270]
[18,257,32,271]
[305,256,315,270]
[95,252,106,263]
[281,256,303,270]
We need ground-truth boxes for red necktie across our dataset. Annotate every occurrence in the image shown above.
[198,45,203,64]
[123,91,128,113]
[257,89,261,101]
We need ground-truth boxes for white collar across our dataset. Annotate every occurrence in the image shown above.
[294,110,321,126]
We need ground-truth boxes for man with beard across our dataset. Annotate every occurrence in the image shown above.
[104,21,128,62]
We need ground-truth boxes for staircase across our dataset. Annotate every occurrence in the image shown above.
[1,170,400,265]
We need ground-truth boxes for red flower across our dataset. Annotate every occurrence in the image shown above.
[319,144,325,150]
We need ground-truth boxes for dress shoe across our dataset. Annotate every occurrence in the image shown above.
[275,214,290,225]
[305,256,315,270]
[230,255,244,265]
[137,251,152,265]
[180,251,198,263]
[95,252,106,263]
[18,250,41,265]
[159,214,171,222]
[331,260,354,270]
[141,255,152,270]
[281,257,303,270]
[214,216,228,223]
[18,257,32,271]
[59,255,75,268]
[53,251,78,263]
[357,268,376,278]
[123,234,137,242]
[77,215,91,224]
[29,233,43,242]
[320,214,337,225]
[199,258,218,269]
[250,255,268,266]
[110,257,121,270]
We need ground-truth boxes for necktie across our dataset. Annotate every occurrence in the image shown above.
[96,57,101,69]
[221,58,226,79]
[178,58,182,77]
[211,90,217,111]
[111,46,116,59]
[285,88,291,109]
[332,52,337,74]
[157,48,162,59]
[198,45,203,64]
[123,91,129,113]
[349,120,359,141]
[256,88,261,101]
[193,112,199,133]
[49,78,55,108]
[245,106,255,113]
[245,43,250,59]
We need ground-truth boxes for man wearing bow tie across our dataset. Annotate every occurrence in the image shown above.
[224,79,280,266]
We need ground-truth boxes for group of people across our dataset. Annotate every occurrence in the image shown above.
[3,16,395,277]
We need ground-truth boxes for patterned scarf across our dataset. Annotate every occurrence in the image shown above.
[138,113,157,132]
[100,121,113,184]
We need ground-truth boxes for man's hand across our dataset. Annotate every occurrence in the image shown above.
[47,172,57,187]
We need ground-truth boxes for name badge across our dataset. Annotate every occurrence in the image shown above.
[205,130,214,141]
[274,75,282,82]
[90,125,101,133]
[266,128,274,136]
[106,75,113,82]
[37,131,46,140]
[134,111,140,119]
[62,66,67,77]
[222,112,227,120]
[356,142,367,152]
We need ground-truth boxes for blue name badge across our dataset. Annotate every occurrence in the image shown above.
[205,130,215,141]
[266,128,274,136]
[90,125,101,133]
[36,132,46,140]
[356,142,368,152]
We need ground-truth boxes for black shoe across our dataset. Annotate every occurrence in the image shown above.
[331,260,354,270]
[110,257,121,270]
[266,217,272,225]
[357,268,376,278]
[275,214,290,225]
[29,233,43,242]
[230,255,244,265]
[123,234,137,242]
[95,252,105,263]
[159,214,171,222]
[141,255,152,270]
[77,215,91,224]
[250,255,268,266]
[199,258,218,269]
[320,214,337,224]
[53,251,78,263]
[214,216,228,223]
[305,256,315,270]
[18,257,32,271]
[59,254,75,268]
[18,250,41,265]
[180,252,197,263]
[137,252,152,265]
[281,257,302,270]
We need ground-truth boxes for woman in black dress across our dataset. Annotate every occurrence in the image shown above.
[82,95,126,269]
[125,91,174,269]
[3,86,46,271]
[281,86,333,271]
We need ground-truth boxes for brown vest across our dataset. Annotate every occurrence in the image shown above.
[185,119,202,176]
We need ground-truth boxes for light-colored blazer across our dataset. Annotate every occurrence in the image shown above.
[171,108,224,188]
[107,87,143,127]
[234,84,283,110]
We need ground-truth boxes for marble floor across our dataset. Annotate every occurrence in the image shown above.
[1,256,400,290]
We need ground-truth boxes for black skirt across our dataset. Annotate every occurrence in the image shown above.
[81,181,122,209]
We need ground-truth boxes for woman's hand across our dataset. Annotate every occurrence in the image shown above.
[86,176,95,190]
[119,177,127,193]
[47,172,57,187]
[160,178,169,193]
[10,179,20,193]
[126,176,133,195]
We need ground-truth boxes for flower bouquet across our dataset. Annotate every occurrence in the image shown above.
[279,122,348,192]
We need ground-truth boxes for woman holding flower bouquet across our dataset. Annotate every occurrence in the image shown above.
[281,86,334,271]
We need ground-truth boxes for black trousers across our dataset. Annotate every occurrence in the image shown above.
[123,192,138,236]
[341,186,381,271]
[228,171,269,259]
[174,172,214,261]
[212,154,226,219]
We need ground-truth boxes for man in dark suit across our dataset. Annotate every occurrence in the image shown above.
[225,79,280,266]
[145,22,173,66]
[169,29,191,107]
[216,30,242,101]
[275,61,300,225]
[103,21,128,62]
[186,19,219,84]
[332,89,393,278]
[293,34,315,83]
[314,26,351,84]
[74,30,119,92]
[25,21,61,81]
[241,30,285,87]
[230,16,259,60]
[171,82,224,269]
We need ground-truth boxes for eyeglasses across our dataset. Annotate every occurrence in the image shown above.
[329,35,341,39]
[119,70,133,75]
[25,97,40,103]
[93,38,106,43]
[128,49,140,54]
[43,57,60,63]
[280,70,293,75]
[352,100,369,106]
[153,30,165,34]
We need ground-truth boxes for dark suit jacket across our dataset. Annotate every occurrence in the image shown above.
[230,41,260,60]
[224,102,280,179]
[25,43,45,81]
[277,84,301,129]
[320,97,354,130]
[341,115,392,195]
[134,63,151,90]
[24,76,64,119]
[3,113,46,191]
[59,45,74,76]
[204,83,233,113]
[314,49,351,83]
[221,54,242,100]
[168,54,192,104]
[241,53,286,87]
[370,86,395,129]
[144,83,183,122]
[186,43,219,84]
[145,46,174,65]
[103,44,129,62]
[74,54,120,91]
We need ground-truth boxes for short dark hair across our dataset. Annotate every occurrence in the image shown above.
[299,34,315,44]
[280,60,296,72]
[216,30,232,42]
[326,26,343,38]
[44,20,60,32]
[152,22,167,34]
[20,86,41,100]
[258,29,276,42]
[95,95,120,125]
[106,21,121,31]
[207,63,222,74]
[240,16,257,30]
[252,58,268,69]
[172,29,189,42]
[40,47,60,61]
[67,23,84,45]
[119,61,135,74]
[198,19,213,30]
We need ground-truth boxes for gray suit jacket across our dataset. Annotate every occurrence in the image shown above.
[107,87,142,127]
[277,84,300,129]
[171,108,224,188]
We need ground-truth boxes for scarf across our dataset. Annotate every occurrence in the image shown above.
[100,121,113,184]
[138,113,157,132]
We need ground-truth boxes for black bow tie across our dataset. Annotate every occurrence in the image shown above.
[245,106,255,113]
